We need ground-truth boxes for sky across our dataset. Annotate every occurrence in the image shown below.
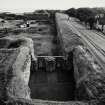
[0,0,105,13]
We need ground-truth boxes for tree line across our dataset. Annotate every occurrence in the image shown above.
[65,8,105,31]
[0,8,105,31]
[0,10,63,20]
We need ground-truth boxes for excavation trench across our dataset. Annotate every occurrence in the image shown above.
[29,53,76,101]
[28,17,76,101]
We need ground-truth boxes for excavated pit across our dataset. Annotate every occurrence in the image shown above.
[29,53,76,101]
[28,17,76,101]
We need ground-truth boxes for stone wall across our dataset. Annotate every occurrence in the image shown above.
[73,45,105,104]
[33,56,74,72]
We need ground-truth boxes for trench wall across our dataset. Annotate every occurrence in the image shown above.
[55,13,105,104]
[0,36,36,104]
[0,47,31,101]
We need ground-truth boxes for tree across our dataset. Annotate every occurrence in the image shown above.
[87,17,96,29]
[65,8,77,17]
[76,8,95,22]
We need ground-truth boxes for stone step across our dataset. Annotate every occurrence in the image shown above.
[8,98,88,105]
[32,99,88,105]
